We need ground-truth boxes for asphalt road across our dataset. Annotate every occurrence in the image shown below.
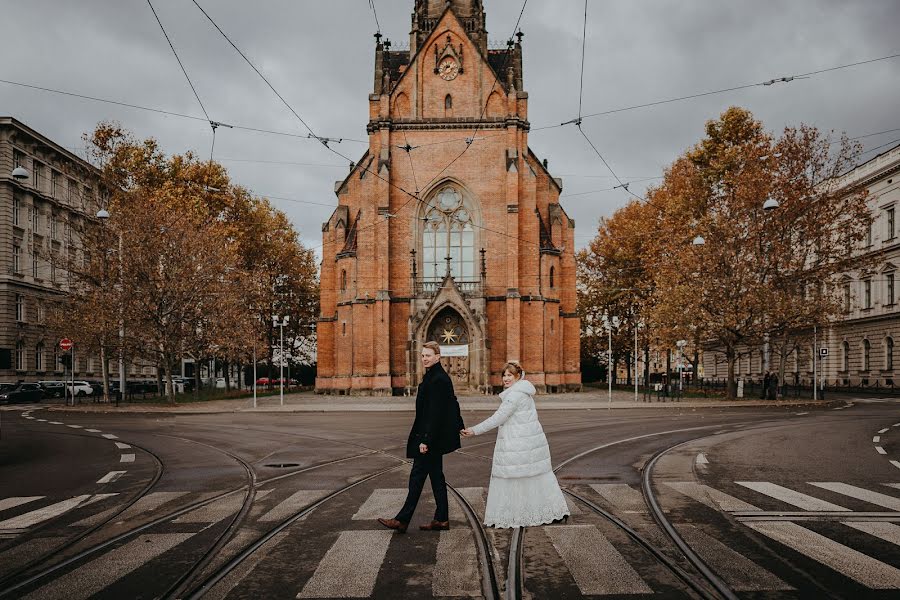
[0,398,899,599]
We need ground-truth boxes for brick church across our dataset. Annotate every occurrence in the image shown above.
[316,0,580,395]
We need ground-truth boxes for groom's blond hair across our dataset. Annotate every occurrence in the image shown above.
[422,341,441,356]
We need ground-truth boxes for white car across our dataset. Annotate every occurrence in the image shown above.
[68,381,94,397]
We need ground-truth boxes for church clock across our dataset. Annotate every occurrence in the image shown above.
[438,56,459,80]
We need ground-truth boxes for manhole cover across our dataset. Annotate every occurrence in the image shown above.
[265,463,300,468]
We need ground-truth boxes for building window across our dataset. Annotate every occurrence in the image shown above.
[864,279,872,309]
[51,171,60,198]
[13,195,20,226]
[31,207,39,231]
[887,337,894,371]
[549,266,555,288]
[842,341,850,372]
[13,149,24,169]
[53,346,60,371]
[342,322,346,336]
[36,300,45,323]
[13,244,21,274]
[421,186,475,281]
[33,161,43,192]
[87,356,95,373]
[15,341,25,371]
[863,339,871,372]
[340,269,347,291]
[866,220,873,247]
[32,253,38,278]
[888,207,896,240]
[550,318,555,333]
[843,283,851,312]
[50,215,58,240]
[50,257,56,283]
[68,178,77,202]
[445,94,452,109]
[888,273,895,306]
[15,294,25,322]
[35,343,44,371]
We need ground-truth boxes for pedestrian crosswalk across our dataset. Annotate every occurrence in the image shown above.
[3,478,900,597]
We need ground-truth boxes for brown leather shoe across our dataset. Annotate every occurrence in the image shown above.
[377,518,408,533]
[419,520,450,531]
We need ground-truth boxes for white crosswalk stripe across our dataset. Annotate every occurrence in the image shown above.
[664,482,760,511]
[0,495,92,530]
[589,483,646,513]
[747,521,900,588]
[845,522,900,546]
[351,488,407,521]
[22,533,193,600]
[544,525,653,595]
[678,524,793,591]
[433,530,481,597]
[96,471,126,484]
[297,530,393,598]
[69,491,188,527]
[173,490,272,524]
[0,496,44,513]
[259,490,328,523]
[809,482,900,511]
[736,481,850,511]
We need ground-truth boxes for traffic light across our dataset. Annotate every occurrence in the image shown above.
[59,354,72,368]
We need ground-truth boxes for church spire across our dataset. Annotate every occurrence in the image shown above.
[411,0,486,55]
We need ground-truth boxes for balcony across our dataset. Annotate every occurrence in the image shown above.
[414,279,482,298]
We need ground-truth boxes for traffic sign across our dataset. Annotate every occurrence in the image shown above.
[59,338,74,351]
[820,347,828,356]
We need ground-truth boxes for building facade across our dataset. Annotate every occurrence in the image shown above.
[0,117,106,383]
[701,143,900,388]
[316,0,580,395]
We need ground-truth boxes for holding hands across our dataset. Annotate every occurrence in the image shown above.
[460,428,475,437]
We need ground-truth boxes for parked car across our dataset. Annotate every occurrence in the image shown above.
[255,377,272,386]
[0,383,45,404]
[38,380,66,399]
[68,381,94,397]
[84,381,105,396]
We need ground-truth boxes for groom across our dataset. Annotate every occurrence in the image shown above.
[378,341,464,533]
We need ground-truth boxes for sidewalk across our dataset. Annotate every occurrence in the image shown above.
[44,388,836,414]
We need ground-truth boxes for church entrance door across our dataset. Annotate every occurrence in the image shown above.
[427,307,471,391]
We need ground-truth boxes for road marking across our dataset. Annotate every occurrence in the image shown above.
[544,525,653,595]
[96,471,126,484]
[746,521,900,588]
[678,524,793,591]
[664,482,760,512]
[48,421,62,425]
[433,529,481,597]
[22,533,193,600]
[36,419,47,422]
[795,412,809,416]
[891,461,900,470]
[894,423,900,427]
[809,482,900,511]
[67,424,82,429]
[589,483,647,513]
[24,416,34,420]
[70,491,187,527]
[454,486,490,520]
[736,482,850,511]
[0,496,45,513]
[258,490,329,522]
[0,495,92,530]
[877,447,888,454]
[352,488,408,520]
[174,490,272,523]
[203,531,290,600]
[84,428,101,432]
[80,494,119,508]
[101,433,118,439]
[880,428,890,434]
[120,454,135,463]
[696,452,710,468]
[114,442,131,450]
[874,436,881,443]
[297,530,393,598]
[845,522,900,546]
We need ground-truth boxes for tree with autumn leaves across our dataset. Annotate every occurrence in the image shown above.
[578,107,871,398]
[53,123,318,402]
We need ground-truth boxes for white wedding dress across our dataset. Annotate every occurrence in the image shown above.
[469,378,569,528]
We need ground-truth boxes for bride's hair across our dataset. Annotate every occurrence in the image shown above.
[503,361,524,380]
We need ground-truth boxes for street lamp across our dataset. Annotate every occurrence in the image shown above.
[763,198,780,211]
[676,339,688,393]
[604,315,620,407]
[12,166,29,180]
[692,235,705,246]
[96,209,127,404]
[272,315,289,406]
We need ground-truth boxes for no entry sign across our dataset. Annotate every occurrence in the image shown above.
[59,338,73,351]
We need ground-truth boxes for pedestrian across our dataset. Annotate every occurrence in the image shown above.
[761,371,770,400]
[461,362,570,528]
[378,341,464,533]
[768,372,778,400]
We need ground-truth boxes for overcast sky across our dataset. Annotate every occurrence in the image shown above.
[4,1,899,256]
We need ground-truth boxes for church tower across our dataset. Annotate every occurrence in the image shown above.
[317,0,580,395]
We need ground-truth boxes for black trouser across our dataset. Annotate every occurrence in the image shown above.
[395,452,448,524]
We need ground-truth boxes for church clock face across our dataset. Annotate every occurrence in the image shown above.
[438,57,459,81]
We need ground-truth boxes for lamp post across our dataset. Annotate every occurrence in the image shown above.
[604,315,620,407]
[676,339,688,394]
[96,209,126,404]
[272,315,289,406]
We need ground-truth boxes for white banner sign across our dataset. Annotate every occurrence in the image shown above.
[440,345,469,357]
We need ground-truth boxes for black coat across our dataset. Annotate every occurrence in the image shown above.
[406,361,464,458]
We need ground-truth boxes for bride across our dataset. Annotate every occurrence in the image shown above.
[461,362,569,528]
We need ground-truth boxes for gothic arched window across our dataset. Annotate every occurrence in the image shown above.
[549,266,555,288]
[445,94,452,109]
[421,186,476,281]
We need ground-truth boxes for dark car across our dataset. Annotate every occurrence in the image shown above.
[84,381,105,396]
[38,380,66,399]
[0,383,45,404]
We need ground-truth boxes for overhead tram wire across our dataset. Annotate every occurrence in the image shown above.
[190,0,543,257]
[368,0,382,36]
[146,0,224,159]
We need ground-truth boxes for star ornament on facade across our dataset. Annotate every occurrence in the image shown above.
[441,329,458,344]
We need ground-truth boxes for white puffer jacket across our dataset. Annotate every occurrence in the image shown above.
[470,379,552,478]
